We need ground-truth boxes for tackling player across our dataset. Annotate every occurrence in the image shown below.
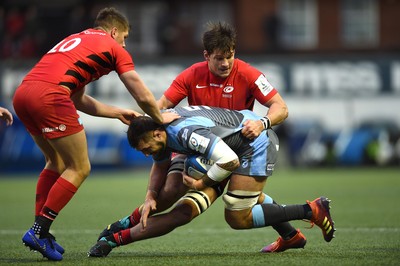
[89,106,335,256]
[12,7,176,261]
[91,22,306,255]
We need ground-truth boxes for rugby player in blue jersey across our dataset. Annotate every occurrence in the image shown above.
[89,106,335,257]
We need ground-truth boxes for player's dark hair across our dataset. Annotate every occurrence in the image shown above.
[127,116,164,149]
[202,22,236,55]
[94,7,131,32]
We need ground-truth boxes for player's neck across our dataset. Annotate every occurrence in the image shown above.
[94,26,108,33]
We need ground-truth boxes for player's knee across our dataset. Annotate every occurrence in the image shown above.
[79,160,91,179]
[224,211,253,229]
[176,190,211,219]
[222,190,260,211]
[222,190,260,229]
[170,203,195,226]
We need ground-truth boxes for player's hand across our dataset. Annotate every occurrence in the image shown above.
[119,109,142,125]
[182,172,206,191]
[161,110,180,124]
[140,197,157,231]
[241,119,263,139]
[0,107,13,126]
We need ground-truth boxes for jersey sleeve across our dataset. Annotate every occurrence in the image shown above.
[252,73,278,104]
[239,61,278,105]
[113,44,135,75]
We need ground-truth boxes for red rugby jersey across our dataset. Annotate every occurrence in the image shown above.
[23,29,134,93]
[163,58,277,111]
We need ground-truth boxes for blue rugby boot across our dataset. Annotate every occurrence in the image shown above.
[47,232,65,254]
[22,229,63,261]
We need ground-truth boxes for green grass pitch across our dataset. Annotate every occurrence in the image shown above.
[0,167,399,265]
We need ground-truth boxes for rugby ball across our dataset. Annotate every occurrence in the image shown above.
[184,155,214,180]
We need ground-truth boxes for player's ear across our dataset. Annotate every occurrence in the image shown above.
[203,50,210,60]
[110,27,118,39]
[153,129,163,140]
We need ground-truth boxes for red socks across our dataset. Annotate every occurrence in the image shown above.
[113,229,133,246]
[35,169,60,216]
[130,207,141,226]
[40,177,78,220]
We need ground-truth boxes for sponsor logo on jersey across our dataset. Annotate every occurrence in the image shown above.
[223,86,234,93]
[188,132,210,153]
[222,85,234,98]
[255,74,273,96]
[59,124,66,131]
[210,83,223,88]
[241,159,249,168]
[41,124,67,133]
[196,84,207,89]
[267,163,275,171]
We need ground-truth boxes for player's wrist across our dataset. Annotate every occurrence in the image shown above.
[260,116,271,130]
[147,189,158,199]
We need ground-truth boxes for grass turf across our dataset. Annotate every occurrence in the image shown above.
[0,167,399,265]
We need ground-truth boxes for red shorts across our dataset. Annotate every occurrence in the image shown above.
[13,80,84,139]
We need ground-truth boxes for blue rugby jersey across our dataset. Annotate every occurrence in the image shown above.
[155,106,278,177]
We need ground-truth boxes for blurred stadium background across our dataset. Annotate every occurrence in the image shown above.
[1,0,400,173]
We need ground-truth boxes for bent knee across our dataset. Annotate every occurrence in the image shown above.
[225,210,253,229]
[172,189,213,226]
[78,160,91,179]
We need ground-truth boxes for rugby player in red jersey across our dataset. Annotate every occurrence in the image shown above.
[90,22,308,257]
[13,7,177,261]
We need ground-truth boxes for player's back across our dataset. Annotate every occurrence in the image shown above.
[173,106,244,128]
[23,29,133,91]
[166,105,268,159]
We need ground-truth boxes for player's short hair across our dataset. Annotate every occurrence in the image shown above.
[127,116,164,149]
[202,22,237,55]
[94,7,131,32]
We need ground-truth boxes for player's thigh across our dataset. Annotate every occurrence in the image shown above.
[32,134,65,173]
[47,130,90,185]
[227,174,267,192]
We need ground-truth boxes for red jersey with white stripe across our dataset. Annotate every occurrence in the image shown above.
[23,29,134,94]
[163,58,277,110]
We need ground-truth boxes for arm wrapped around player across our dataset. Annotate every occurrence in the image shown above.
[141,159,170,229]
[183,140,239,190]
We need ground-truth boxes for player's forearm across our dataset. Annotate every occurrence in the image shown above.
[264,94,289,126]
[157,95,175,110]
[121,71,163,124]
[146,161,169,199]
[265,102,288,126]
[136,96,163,124]
[74,94,121,118]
